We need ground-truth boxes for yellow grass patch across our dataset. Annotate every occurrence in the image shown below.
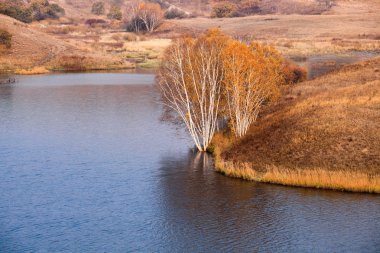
[216,161,380,193]
[15,67,50,75]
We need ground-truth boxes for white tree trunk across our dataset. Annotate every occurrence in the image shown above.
[158,41,223,151]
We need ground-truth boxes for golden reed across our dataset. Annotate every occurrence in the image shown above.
[215,159,380,193]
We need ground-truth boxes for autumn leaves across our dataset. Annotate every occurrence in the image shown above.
[158,29,283,151]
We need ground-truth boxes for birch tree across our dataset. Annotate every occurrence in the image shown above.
[137,3,164,33]
[127,0,143,32]
[158,29,284,150]
[157,30,227,151]
[222,41,283,137]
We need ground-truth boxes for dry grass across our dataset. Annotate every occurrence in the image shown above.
[170,0,380,56]
[0,14,138,74]
[44,25,76,35]
[15,67,50,75]
[123,39,171,67]
[257,0,333,15]
[51,54,134,72]
[216,162,380,193]
[3,0,380,74]
[2,0,380,75]
[214,57,380,193]
[0,14,69,72]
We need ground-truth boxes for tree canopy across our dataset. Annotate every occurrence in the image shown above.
[158,29,284,151]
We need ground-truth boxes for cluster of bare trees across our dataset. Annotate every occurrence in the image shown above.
[158,29,283,151]
[127,0,164,32]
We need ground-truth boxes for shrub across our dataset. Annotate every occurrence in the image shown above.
[0,1,33,23]
[30,0,65,21]
[91,1,105,15]
[282,62,308,84]
[49,3,65,15]
[125,16,145,32]
[211,2,238,18]
[85,18,107,27]
[55,55,88,71]
[45,25,74,34]
[125,2,163,33]
[107,5,122,20]
[0,0,64,22]
[237,0,261,16]
[123,33,137,42]
[164,7,187,19]
[0,29,12,49]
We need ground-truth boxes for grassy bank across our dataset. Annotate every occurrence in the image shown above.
[212,57,380,193]
[215,161,380,193]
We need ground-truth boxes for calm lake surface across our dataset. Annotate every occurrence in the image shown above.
[0,73,379,252]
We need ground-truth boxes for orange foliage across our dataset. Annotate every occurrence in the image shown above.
[136,2,164,32]
[222,40,283,137]
[282,61,308,84]
[158,29,284,149]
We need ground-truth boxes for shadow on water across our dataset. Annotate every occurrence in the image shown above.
[157,151,380,252]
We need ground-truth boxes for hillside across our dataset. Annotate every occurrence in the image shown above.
[0,14,135,73]
[48,0,337,19]
[217,57,380,193]
[0,14,71,72]
[170,0,380,57]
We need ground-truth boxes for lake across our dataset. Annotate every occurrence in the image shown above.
[0,73,379,252]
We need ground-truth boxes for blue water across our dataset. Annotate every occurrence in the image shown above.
[0,73,379,252]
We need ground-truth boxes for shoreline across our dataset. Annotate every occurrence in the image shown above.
[0,66,156,76]
[4,49,378,77]
[2,56,379,194]
[214,158,380,194]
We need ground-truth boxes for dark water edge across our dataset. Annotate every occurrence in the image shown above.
[0,73,379,252]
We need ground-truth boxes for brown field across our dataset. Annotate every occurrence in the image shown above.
[215,57,380,193]
[169,0,380,57]
[1,0,380,74]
